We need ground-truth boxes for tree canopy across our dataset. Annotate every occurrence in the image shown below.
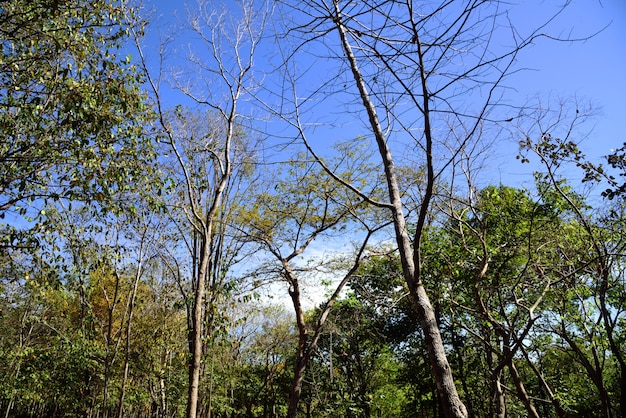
[0,0,153,219]
[1,1,624,417]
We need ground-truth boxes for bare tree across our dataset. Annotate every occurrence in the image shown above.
[133,1,269,416]
[271,1,581,416]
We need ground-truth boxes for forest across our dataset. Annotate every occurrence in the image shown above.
[1,0,624,417]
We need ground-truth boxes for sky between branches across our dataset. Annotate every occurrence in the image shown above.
[141,0,625,187]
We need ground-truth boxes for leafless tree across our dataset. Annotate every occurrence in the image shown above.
[270,1,581,416]
[132,1,270,416]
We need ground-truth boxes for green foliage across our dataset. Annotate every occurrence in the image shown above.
[601,142,626,199]
[0,0,155,217]
[0,1,624,416]
[302,294,410,417]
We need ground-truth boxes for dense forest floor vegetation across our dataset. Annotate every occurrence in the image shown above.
[1,0,624,417]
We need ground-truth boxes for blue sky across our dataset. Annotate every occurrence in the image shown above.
[142,0,626,187]
[139,0,626,307]
[506,1,626,156]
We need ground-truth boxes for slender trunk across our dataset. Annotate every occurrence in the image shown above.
[287,357,307,418]
[286,272,308,418]
[282,233,370,417]
[187,233,211,418]
[519,344,568,418]
[117,262,144,418]
[4,354,21,418]
[507,359,540,418]
[116,350,129,418]
[103,270,124,418]
[332,5,466,417]
[4,386,15,418]
[492,375,506,418]
[487,340,506,418]
[103,356,111,418]
[159,351,168,417]
[186,281,206,418]
[619,363,626,418]
[559,323,612,416]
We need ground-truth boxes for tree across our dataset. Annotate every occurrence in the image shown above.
[155,105,253,418]
[516,104,626,417]
[0,195,189,417]
[240,147,386,417]
[133,1,269,416]
[313,294,406,418]
[222,304,294,417]
[0,0,153,219]
[0,209,116,417]
[272,1,581,416]
[435,183,582,417]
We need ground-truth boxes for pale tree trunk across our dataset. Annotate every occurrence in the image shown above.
[160,349,168,417]
[278,1,576,414]
[102,271,123,418]
[133,0,266,414]
[331,5,468,417]
[492,373,506,418]
[187,227,214,418]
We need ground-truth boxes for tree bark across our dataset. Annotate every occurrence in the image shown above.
[619,364,626,417]
[487,346,506,418]
[187,233,211,418]
[287,356,308,418]
[507,358,540,418]
[332,4,467,417]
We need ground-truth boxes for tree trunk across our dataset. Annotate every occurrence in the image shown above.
[331,6,467,416]
[491,368,506,418]
[410,284,468,418]
[507,359,540,418]
[615,363,625,418]
[187,235,210,418]
[186,284,205,418]
[159,351,168,418]
[287,357,307,418]
[286,272,309,418]
[117,263,144,418]
[519,343,569,418]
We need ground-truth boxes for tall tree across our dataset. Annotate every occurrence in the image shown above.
[517,103,626,416]
[240,147,386,417]
[314,294,404,418]
[437,183,580,417]
[134,2,270,416]
[272,2,582,416]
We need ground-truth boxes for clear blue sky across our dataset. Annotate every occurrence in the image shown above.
[140,0,626,307]
[143,0,626,184]
[507,0,626,158]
